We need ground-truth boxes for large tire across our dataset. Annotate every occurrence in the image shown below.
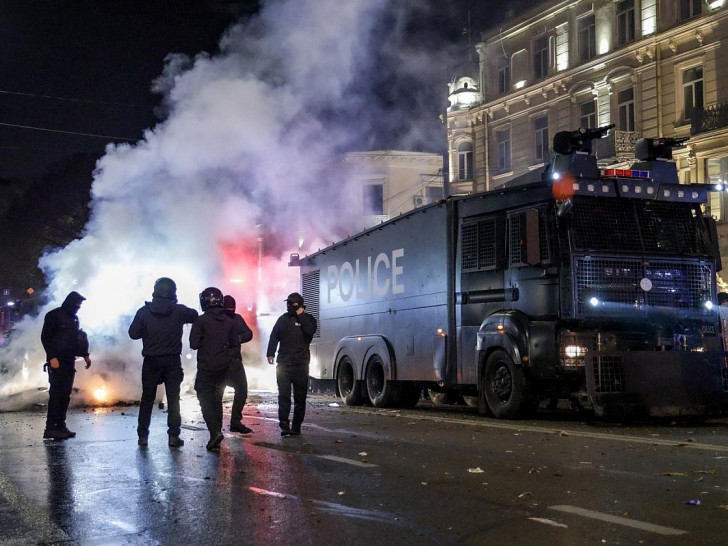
[337,356,362,406]
[483,349,528,419]
[365,355,396,407]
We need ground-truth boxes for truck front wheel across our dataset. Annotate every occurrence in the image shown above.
[337,356,362,406]
[483,349,528,419]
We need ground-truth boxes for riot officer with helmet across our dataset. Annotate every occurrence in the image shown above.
[129,277,198,448]
[190,287,246,451]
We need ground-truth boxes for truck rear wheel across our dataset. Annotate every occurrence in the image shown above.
[337,356,362,406]
[483,349,528,419]
[366,355,396,407]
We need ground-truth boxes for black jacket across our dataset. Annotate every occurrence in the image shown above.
[190,307,243,371]
[41,292,88,362]
[128,299,198,357]
[224,310,253,362]
[266,311,317,366]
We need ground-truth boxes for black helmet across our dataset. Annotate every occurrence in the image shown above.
[153,277,177,302]
[285,292,304,306]
[199,287,224,311]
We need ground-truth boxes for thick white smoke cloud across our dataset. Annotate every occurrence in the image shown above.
[0,0,456,409]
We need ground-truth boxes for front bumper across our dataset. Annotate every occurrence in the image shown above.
[585,350,728,417]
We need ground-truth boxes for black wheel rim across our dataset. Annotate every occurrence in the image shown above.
[490,362,512,404]
[368,360,384,397]
[339,362,354,395]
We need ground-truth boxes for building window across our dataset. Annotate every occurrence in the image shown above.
[580,99,596,129]
[533,36,549,79]
[682,66,703,121]
[617,88,635,131]
[616,0,635,46]
[535,116,549,162]
[578,15,596,61]
[496,129,511,172]
[458,142,473,180]
[363,184,384,215]
[680,0,702,21]
[498,57,510,94]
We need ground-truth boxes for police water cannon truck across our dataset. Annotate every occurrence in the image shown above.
[293,126,728,418]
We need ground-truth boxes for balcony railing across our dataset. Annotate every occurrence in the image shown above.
[592,130,641,165]
[691,103,728,135]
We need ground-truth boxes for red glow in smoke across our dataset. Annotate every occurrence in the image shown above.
[218,238,261,327]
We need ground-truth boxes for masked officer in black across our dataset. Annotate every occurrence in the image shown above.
[266,292,317,436]
[190,287,244,451]
[129,277,198,448]
[223,295,254,434]
[41,291,91,440]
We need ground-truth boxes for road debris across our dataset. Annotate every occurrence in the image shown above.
[528,517,567,528]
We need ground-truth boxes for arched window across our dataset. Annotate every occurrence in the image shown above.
[458,142,473,180]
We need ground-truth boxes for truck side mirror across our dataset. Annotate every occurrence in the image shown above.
[704,217,722,272]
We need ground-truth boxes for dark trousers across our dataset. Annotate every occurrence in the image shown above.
[195,368,227,438]
[225,359,248,425]
[46,361,76,430]
[276,364,309,431]
[137,355,183,438]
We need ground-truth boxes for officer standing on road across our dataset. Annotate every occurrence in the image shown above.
[223,295,254,434]
[266,292,317,437]
[128,277,198,448]
[190,287,242,451]
[41,291,91,440]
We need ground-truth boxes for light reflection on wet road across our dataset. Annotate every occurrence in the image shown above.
[1,392,728,545]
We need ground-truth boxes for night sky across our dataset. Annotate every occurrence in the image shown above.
[0,0,530,181]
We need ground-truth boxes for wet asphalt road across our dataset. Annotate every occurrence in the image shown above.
[1,393,728,545]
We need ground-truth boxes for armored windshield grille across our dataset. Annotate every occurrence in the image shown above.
[539,214,551,263]
[509,214,522,265]
[571,198,709,255]
[461,219,496,271]
[301,270,320,338]
[575,257,713,314]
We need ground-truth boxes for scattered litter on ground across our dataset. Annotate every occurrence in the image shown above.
[518,491,533,498]
[328,403,340,407]
[683,499,701,506]
[358,452,367,457]
[467,467,484,473]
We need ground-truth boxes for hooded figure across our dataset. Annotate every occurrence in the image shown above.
[222,295,254,434]
[129,277,198,448]
[41,291,91,440]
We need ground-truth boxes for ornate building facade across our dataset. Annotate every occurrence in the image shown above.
[447,0,728,227]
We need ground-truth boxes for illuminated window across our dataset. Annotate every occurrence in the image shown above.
[496,129,511,173]
[533,36,549,79]
[535,116,549,162]
[617,88,635,131]
[708,157,728,222]
[616,0,635,45]
[580,100,596,129]
[458,142,473,180]
[363,184,384,215]
[578,14,596,61]
[680,0,702,21]
[498,57,510,94]
[682,66,703,121]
